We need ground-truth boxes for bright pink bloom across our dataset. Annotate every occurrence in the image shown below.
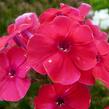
[0,46,30,101]
[39,3,91,24]
[34,83,91,109]
[28,16,97,85]
[7,13,40,49]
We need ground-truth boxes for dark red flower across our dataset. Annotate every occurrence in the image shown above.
[34,83,91,109]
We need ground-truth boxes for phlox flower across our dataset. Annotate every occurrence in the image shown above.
[28,16,97,85]
[0,46,30,101]
[34,83,91,109]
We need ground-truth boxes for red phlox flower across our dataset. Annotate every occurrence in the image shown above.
[34,83,91,109]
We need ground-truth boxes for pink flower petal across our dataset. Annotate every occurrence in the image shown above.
[15,12,40,31]
[53,84,72,96]
[0,53,9,81]
[7,46,27,68]
[96,40,109,55]
[79,70,95,85]
[72,43,97,70]
[28,34,56,74]
[79,3,91,18]
[34,84,57,109]
[16,61,30,78]
[0,36,15,51]
[52,16,73,37]
[93,64,109,87]
[85,19,108,41]
[65,83,91,109]
[15,77,31,100]
[72,24,94,44]
[0,79,20,101]
[44,53,80,85]
[0,77,30,101]
[39,8,59,23]
[93,54,109,87]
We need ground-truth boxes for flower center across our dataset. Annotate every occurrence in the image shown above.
[58,40,71,53]
[8,69,16,78]
[96,55,102,63]
[56,97,64,107]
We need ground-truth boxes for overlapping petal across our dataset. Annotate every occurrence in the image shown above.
[44,53,80,85]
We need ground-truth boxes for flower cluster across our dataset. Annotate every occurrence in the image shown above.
[0,3,109,109]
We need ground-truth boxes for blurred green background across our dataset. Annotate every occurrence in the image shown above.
[0,0,109,109]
